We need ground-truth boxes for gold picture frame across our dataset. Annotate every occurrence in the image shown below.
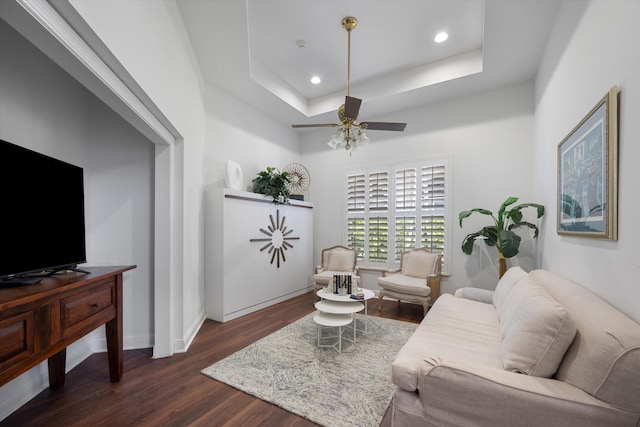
[557,86,618,239]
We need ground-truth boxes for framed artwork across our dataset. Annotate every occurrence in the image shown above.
[557,86,618,239]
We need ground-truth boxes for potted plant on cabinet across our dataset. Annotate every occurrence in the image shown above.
[459,196,545,277]
[252,166,291,204]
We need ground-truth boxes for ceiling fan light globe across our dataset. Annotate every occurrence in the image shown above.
[328,129,344,149]
[357,130,370,146]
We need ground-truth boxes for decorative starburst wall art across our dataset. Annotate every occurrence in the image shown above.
[250,209,300,268]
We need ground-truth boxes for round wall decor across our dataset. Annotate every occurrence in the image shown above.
[283,163,310,194]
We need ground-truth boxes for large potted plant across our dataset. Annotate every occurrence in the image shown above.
[459,196,545,277]
[252,166,291,204]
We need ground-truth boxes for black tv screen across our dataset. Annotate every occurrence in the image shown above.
[0,139,86,282]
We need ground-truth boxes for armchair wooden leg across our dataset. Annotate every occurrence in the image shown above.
[422,302,430,317]
[378,296,383,311]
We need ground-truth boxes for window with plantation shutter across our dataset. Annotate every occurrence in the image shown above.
[346,174,365,213]
[368,171,388,211]
[395,168,416,210]
[345,157,450,273]
[421,166,446,261]
[346,174,366,259]
[346,217,365,259]
[395,168,417,261]
[395,216,416,260]
[368,216,388,261]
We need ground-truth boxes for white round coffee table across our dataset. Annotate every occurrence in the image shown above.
[316,288,375,335]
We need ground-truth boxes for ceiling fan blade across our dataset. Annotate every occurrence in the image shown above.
[291,124,339,128]
[359,122,407,131]
[344,96,362,120]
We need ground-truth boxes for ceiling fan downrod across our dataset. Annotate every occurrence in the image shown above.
[342,16,357,97]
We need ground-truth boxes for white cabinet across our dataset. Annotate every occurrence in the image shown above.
[204,187,313,321]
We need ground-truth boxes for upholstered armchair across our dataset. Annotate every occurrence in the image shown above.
[313,245,359,297]
[378,248,441,316]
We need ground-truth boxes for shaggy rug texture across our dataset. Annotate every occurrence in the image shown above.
[201,312,417,427]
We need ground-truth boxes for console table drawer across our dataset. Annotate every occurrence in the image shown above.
[61,280,115,335]
[0,311,34,371]
[0,266,134,389]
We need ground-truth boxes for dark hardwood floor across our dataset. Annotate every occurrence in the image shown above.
[1,291,423,427]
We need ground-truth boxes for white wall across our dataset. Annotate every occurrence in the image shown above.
[0,18,153,419]
[203,84,302,190]
[301,82,537,294]
[534,0,640,323]
[86,107,154,348]
[68,0,208,353]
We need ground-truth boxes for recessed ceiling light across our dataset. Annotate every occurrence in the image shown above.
[434,32,448,43]
[310,76,321,84]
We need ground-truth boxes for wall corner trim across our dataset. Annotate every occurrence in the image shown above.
[14,0,179,146]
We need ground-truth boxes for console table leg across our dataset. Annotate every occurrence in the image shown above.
[48,348,66,389]
[106,317,123,382]
[106,274,123,382]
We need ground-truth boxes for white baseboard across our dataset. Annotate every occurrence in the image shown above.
[174,311,206,353]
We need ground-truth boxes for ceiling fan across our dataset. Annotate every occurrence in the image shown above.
[292,16,407,151]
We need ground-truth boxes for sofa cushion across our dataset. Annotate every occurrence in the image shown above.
[378,274,430,296]
[392,294,503,391]
[492,266,528,316]
[326,250,353,271]
[499,278,577,377]
[402,251,438,279]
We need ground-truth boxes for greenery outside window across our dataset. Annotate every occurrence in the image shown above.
[346,157,450,273]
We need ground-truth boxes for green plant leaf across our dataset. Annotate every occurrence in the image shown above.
[481,226,499,246]
[516,203,545,218]
[458,208,493,227]
[498,229,521,258]
[507,209,523,224]
[252,167,291,204]
[461,232,481,254]
[461,226,499,255]
[497,197,519,218]
[508,221,540,238]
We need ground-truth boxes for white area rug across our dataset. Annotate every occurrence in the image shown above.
[201,312,417,427]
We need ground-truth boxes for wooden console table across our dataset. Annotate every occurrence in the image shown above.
[0,266,135,389]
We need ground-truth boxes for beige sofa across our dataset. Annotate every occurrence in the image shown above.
[390,267,640,426]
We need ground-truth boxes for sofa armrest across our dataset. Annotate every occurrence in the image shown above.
[414,358,637,426]
[314,265,324,274]
[454,287,494,304]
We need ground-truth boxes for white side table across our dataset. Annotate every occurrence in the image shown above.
[313,312,354,353]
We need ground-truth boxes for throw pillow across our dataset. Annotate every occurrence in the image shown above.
[402,251,437,279]
[326,250,353,272]
[499,280,577,378]
[492,266,528,318]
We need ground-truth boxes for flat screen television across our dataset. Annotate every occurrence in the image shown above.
[0,139,87,284]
